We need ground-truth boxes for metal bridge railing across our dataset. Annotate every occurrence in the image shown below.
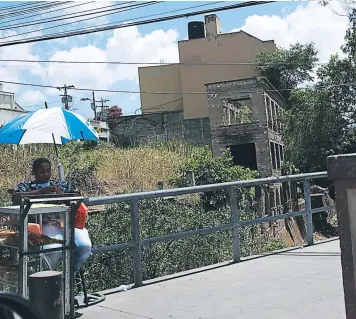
[84,171,334,287]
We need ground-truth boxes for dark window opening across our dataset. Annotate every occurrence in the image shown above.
[228,143,257,171]
[279,144,284,162]
[270,142,276,169]
[276,144,281,169]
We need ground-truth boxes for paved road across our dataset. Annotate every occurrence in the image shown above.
[80,239,345,319]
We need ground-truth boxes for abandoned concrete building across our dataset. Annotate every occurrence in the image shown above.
[206,77,285,178]
[110,14,285,180]
[111,76,285,178]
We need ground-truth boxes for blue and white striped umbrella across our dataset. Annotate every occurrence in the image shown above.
[0,107,99,145]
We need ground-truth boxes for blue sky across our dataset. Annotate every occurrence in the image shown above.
[0,1,349,118]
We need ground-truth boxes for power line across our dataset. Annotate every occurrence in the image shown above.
[132,98,183,115]
[0,79,353,95]
[0,2,154,32]
[0,1,95,27]
[25,99,61,108]
[0,2,68,20]
[0,1,275,47]
[0,59,330,67]
[0,1,221,41]
[12,1,268,41]
[0,2,48,16]
[0,2,117,29]
[0,2,41,12]
[0,2,52,15]
[23,99,61,111]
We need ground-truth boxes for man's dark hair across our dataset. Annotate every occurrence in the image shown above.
[32,158,51,174]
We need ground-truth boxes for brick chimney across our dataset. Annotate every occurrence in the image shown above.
[204,14,221,38]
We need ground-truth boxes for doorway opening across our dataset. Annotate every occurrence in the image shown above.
[228,143,258,170]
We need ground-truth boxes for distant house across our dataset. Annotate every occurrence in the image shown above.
[0,90,27,127]
[89,119,110,142]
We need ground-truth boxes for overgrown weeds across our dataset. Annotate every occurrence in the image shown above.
[0,140,189,204]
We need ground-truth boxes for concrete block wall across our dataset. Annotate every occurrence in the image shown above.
[110,111,211,147]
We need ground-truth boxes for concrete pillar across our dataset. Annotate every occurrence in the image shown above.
[29,271,62,319]
[281,181,291,213]
[327,153,356,318]
[186,170,196,186]
[255,185,265,218]
[264,186,270,217]
[291,181,298,211]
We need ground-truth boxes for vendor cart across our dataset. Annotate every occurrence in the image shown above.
[0,194,83,319]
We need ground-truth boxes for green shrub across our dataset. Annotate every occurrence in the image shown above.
[85,196,271,292]
[170,146,259,210]
[263,238,288,252]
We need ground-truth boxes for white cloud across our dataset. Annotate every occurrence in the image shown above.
[17,89,46,107]
[4,25,179,113]
[0,24,46,93]
[233,1,349,62]
[0,42,40,93]
[40,26,179,89]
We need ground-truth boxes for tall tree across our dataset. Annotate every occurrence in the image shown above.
[283,88,349,172]
[254,43,318,101]
[253,13,356,172]
[317,9,356,126]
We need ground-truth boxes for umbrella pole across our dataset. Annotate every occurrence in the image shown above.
[46,102,65,181]
[52,134,65,182]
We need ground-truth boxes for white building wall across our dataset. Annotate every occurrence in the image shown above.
[0,108,26,126]
[0,91,26,126]
[89,120,110,142]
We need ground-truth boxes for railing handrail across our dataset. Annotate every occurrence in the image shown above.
[83,170,332,288]
[84,171,327,206]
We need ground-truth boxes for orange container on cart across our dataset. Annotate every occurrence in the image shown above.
[74,203,88,229]
[28,223,42,234]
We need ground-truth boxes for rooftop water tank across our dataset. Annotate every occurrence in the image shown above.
[188,21,205,40]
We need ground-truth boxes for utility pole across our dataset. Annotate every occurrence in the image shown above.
[81,93,109,121]
[92,91,96,120]
[58,84,74,110]
[99,98,110,117]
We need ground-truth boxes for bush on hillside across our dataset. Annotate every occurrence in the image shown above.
[85,197,270,292]
[0,141,286,294]
[84,147,266,292]
[170,146,259,210]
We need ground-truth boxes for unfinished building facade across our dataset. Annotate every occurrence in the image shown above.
[206,77,285,178]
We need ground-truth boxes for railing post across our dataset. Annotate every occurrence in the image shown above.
[303,179,313,246]
[186,170,196,187]
[130,199,142,287]
[229,187,240,263]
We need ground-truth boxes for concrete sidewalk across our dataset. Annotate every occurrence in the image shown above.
[80,240,345,319]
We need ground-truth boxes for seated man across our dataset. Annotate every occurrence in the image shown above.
[12,157,92,272]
